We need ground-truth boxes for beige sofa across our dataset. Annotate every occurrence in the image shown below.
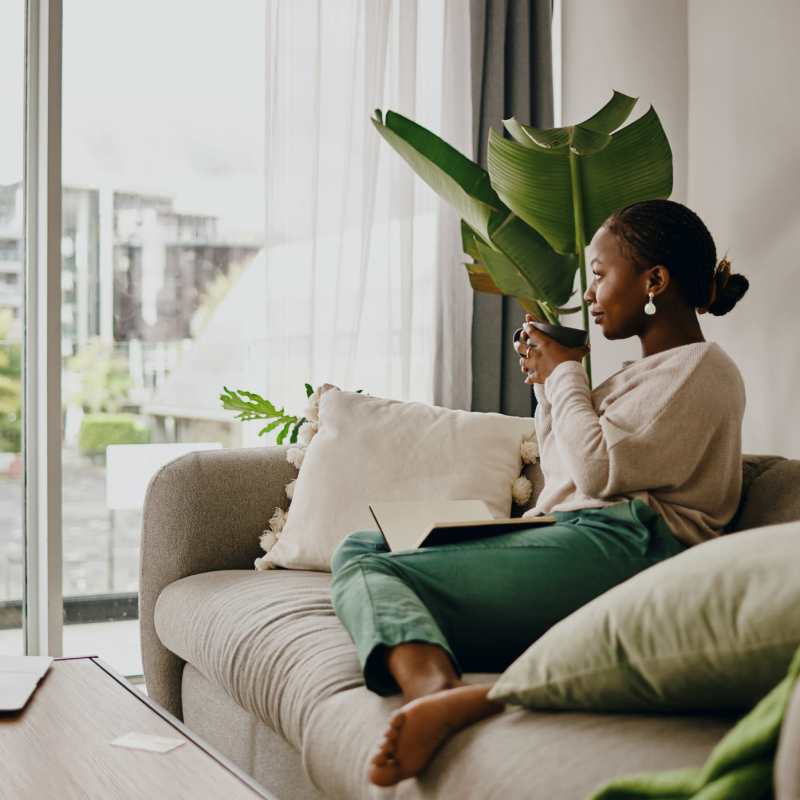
[140,447,800,800]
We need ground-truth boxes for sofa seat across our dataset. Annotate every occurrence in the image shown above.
[155,567,738,799]
[154,569,363,750]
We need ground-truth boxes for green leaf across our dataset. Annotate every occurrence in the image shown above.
[239,390,282,417]
[460,220,482,262]
[568,125,612,156]
[474,237,536,298]
[372,110,504,242]
[516,297,552,323]
[487,128,575,254]
[219,386,283,419]
[514,123,571,151]
[579,106,673,242]
[289,418,305,444]
[488,99,672,252]
[488,216,578,306]
[258,418,285,437]
[502,117,558,151]
[276,421,292,445]
[580,90,638,134]
[504,91,637,154]
[304,383,314,398]
[462,222,504,295]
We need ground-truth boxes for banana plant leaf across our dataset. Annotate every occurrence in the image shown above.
[487,216,577,307]
[372,110,503,243]
[373,111,578,311]
[460,224,504,296]
[488,92,672,254]
[506,90,638,154]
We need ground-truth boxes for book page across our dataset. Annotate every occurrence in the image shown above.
[369,500,493,551]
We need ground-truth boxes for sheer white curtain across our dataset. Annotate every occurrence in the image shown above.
[261,0,473,414]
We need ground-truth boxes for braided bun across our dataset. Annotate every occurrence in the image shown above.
[706,258,750,316]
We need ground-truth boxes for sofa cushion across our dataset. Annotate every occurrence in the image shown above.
[157,569,736,800]
[489,520,800,712]
[729,455,800,532]
[154,569,363,749]
[302,684,735,800]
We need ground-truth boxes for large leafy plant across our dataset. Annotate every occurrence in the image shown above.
[372,91,673,384]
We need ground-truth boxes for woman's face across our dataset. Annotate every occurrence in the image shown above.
[583,226,652,340]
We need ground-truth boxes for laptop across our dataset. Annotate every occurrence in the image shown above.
[0,656,53,712]
[369,499,556,552]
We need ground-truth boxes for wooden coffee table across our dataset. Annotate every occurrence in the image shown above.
[0,656,276,799]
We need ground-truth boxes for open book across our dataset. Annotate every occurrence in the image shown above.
[369,500,556,552]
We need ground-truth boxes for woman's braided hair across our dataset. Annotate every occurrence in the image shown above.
[604,199,749,316]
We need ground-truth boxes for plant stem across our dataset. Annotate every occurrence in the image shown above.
[568,147,592,388]
[540,302,558,325]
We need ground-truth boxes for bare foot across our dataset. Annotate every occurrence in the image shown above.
[368,685,503,787]
[401,674,464,703]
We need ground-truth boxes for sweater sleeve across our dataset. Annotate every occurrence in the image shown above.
[543,358,720,500]
[532,381,553,451]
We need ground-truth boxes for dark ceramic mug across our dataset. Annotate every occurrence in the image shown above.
[513,322,589,350]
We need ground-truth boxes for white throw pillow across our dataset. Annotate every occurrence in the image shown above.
[264,390,536,571]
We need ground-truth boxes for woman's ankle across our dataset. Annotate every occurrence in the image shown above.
[384,642,461,700]
[399,673,464,703]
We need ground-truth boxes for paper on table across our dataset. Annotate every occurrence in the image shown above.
[111,732,186,754]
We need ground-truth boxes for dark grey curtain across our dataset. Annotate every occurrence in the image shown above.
[469,0,553,415]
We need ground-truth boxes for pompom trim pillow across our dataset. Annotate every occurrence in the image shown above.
[258,389,537,572]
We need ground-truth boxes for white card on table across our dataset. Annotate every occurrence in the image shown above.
[111,732,186,753]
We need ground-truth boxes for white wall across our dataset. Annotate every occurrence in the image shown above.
[559,0,689,385]
[688,0,800,457]
[560,0,799,457]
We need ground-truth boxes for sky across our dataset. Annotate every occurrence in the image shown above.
[0,0,266,239]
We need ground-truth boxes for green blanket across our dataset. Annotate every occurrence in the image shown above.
[589,645,800,800]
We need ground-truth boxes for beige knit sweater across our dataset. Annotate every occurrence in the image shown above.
[523,341,746,546]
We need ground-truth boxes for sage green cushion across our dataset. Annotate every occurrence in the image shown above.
[488,520,800,712]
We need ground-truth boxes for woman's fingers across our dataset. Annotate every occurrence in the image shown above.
[523,323,548,347]
[514,338,535,356]
[519,348,539,375]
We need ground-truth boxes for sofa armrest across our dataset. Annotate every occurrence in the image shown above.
[139,446,296,719]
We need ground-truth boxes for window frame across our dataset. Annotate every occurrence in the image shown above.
[23,0,63,657]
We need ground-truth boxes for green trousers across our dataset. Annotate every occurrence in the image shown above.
[330,499,686,695]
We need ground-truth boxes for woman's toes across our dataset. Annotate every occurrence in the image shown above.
[389,712,405,730]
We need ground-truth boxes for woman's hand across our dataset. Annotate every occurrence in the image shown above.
[514,314,590,385]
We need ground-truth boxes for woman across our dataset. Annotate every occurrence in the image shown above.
[329,199,750,787]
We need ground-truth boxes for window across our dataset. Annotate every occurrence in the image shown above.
[58,0,266,676]
[10,0,466,674]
